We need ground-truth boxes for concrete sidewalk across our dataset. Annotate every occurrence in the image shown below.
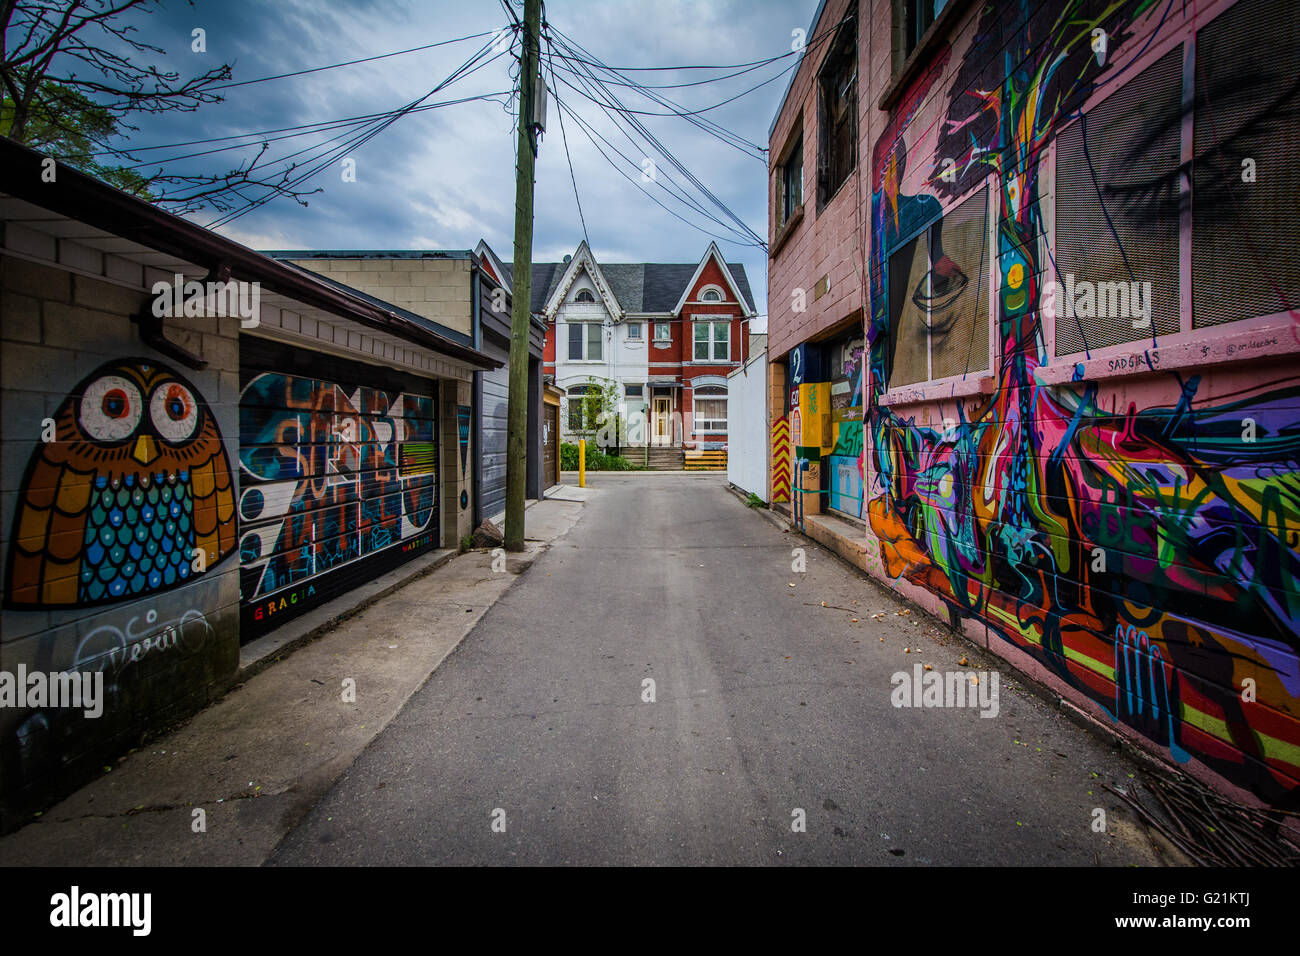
[0,494,586,866]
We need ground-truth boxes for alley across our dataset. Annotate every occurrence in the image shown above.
[269,473,1169,866]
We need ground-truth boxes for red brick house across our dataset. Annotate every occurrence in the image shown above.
[503,241,757,468]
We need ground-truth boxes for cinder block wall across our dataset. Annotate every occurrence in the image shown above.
[288,257,472,338]
[0,249,242,829]
[765,0,865,362]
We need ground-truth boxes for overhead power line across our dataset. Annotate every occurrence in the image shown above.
[116,93,511,169]
[209,29,503,90]
[543,21,591,251]
[546,27,766,246]
[200,35,507,228]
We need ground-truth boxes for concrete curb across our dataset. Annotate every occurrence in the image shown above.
[237,548,458,681]
[0,495,588,864]
[724,482,790,534]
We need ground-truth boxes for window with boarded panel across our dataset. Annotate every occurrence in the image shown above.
[887,186,990,389]
[1054,45,1182,356]
[888,231,931,388]
[929,186,989,380]
[1192,0,1300,327]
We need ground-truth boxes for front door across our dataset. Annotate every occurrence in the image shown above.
[653,396,672,446]
[543,402,559,487]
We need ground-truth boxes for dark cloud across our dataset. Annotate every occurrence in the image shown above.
[94,0,823,313]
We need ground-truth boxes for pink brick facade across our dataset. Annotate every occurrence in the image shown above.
[767,0,1300,806]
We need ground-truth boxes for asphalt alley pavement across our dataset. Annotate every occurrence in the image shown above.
[269,472,1177,866]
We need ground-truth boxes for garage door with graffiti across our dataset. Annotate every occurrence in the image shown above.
[238,342,439,639]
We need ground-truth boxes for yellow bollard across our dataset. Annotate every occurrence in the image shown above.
[578,439,586,488]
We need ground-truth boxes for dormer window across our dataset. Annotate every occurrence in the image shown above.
[701,289,722,302]
[574,289,596,303]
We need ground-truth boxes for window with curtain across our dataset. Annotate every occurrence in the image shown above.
[693,385,727,432]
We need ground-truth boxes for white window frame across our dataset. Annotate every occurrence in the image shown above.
[566,321,604,362]
[692,384,728,434]
[653,321,672,342]
[566,386,593,432]
[692,316,730,362]
[626,322,643,341]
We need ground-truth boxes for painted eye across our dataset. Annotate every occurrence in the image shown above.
[79,376,142,441]
[150,382,199,443]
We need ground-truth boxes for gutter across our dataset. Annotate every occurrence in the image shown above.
[0,138,498,371]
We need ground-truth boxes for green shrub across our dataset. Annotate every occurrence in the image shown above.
[560,441,644,471]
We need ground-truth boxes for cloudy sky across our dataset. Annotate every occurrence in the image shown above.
[90,0,824,316]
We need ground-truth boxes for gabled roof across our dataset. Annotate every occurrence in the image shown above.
[670,241,758,317]
[541,240,623,319]
[520,243,757,317]
[474,239,512,295]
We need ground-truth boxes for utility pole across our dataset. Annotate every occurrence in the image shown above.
[504,0,542,552]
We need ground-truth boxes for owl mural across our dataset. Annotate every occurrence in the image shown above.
[4,359,237,609]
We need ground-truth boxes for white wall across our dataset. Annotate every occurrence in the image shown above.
[555,268,650,444]
[727,349,768,501]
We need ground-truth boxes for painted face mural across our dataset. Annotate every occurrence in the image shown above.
[5,359,237,609]
[867,0,1300,804]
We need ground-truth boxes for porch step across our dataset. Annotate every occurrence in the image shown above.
[645,446,684,470]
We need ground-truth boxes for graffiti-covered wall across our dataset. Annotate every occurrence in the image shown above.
[864,0,1300,804]
[238,338,440,639]
[0,251,242,826]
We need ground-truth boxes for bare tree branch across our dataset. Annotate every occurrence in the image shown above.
[2,0,320,212]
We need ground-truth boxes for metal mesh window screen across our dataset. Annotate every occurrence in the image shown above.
[587,323,602,360]
[1054,46,1182,356]
[1192,0,1300,327]
[888,231,930,388]
[930,187,990,379]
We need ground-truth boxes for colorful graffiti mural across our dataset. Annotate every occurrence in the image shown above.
[237,369,438,634]
[866,0,1300,804]
[828,338,866,517]
[5,359,237,608]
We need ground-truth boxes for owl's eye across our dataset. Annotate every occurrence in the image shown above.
[80,376,143,442]
[150,382,199,443]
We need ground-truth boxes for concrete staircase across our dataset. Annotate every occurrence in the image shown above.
[645,445,684,470]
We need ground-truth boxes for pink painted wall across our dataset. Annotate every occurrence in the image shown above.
[768,0,1300,806]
